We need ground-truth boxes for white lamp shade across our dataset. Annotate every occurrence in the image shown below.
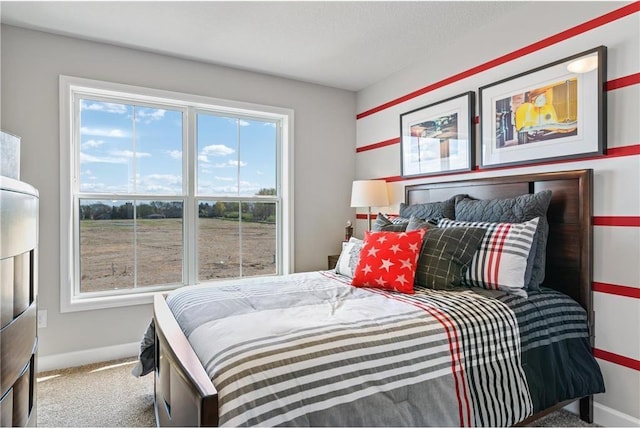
[350,180,389,208]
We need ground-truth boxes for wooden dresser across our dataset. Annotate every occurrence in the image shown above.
[0,177,38,427]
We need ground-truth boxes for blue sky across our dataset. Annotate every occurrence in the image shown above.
[79,99,276,197]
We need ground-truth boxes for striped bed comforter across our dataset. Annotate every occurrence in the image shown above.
[164,270,603,427]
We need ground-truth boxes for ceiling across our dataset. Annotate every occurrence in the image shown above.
[0,1,531,91]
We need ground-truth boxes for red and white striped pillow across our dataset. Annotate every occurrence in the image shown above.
[437,217,540,297]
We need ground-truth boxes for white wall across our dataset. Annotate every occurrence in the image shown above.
[0,25,356,363]
[355,1,639,426]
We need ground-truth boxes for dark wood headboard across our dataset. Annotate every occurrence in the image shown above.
[405,169,594,331]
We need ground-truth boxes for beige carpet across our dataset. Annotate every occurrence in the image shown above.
[37,357,155,427]
[36,357,597,427]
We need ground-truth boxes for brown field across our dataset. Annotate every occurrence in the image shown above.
[79,218,276,293]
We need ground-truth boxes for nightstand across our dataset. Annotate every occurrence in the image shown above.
[328,254,340,270]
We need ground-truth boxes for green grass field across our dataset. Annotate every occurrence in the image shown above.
[79,218,276,293]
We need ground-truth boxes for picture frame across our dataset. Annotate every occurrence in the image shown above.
[479,46,606,169]
[400,91,475,178]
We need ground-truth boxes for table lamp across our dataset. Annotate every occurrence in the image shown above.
[350,179,389,230]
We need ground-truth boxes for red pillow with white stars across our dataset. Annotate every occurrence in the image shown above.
[351,229,426,294]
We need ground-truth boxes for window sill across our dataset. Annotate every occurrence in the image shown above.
[60,286,176,313]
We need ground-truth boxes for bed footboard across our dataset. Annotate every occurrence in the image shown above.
[154,293,219,427]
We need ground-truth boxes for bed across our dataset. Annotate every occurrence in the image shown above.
[145,168,604,427]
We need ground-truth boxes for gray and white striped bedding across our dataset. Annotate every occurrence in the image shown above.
[165,271,543,427]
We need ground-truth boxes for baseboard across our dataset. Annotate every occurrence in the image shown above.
[594,402,640,427]
[37,342,140,372]
[564,399,640,427]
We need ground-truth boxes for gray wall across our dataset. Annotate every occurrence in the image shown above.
[0,25,356,360]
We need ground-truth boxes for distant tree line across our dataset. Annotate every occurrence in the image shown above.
[80,188,276,223]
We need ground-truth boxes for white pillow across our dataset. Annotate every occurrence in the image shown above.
[334,237,364,278]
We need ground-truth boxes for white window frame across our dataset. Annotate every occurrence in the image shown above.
[59,75,294,312]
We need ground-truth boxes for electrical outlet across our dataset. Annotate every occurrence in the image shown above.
[37,309,47,328]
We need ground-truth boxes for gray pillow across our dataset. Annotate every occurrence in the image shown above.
[371,213,408,232]
[399,194,467,222]
[454,190,552,290]
[414,226,486,290]
[406,215,437,231]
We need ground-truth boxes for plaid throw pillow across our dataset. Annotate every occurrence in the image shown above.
[413,226,486,290]
[438,217,540,297]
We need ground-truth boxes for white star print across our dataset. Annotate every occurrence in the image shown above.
[389,243,401,254]
[399,258,413,270]
[380,258,394,272]
[395,273,408,287]
[362,264,373,275]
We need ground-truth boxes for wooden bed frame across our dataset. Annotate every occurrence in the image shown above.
[153,168,594,427]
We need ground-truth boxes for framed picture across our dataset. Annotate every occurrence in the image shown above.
[479,46,606,169]
[400,91,475,178]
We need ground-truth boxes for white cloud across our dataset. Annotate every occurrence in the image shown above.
[223,118,250,127]
[204,160,247,168]
[81,127,130,138]
[110,150,151,158]
[81,169,97,180]
[143,174,182,185]
[198,145,236,164]
[80,150,150,164]
[136,108,166,123]
[167,150,182,159]
[196,179,265,196]
[137,174,182,193]
[82,139,104,149]
[80,152,128,164]
[213,176,234,182]
[80,183,132,193]
[201,144,235,157]
[81,101,127,114]
[142,184,181,193]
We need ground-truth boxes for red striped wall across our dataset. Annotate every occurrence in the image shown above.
[356,2,640,120]
[357,73,640,155]
[354,2,640,375]
[594,348,640,371]
[593,216,640,227]
[594,282,640,299]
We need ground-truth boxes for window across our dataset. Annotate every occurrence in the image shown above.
[60,76,293,312]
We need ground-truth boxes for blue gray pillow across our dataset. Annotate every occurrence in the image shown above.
[372,213,408,232]
[399,194,467,222]
[406,215,437,231]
